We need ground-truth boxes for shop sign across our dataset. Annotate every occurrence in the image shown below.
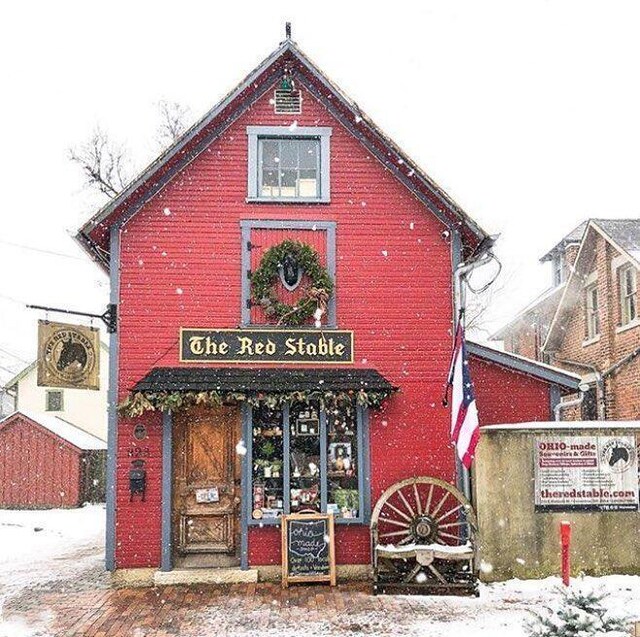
[37,320,100,390]
[180,328,353,364]
[281,513,336,587]
[534,434,639,512]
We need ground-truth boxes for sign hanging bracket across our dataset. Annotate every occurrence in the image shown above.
[26,303,117,333]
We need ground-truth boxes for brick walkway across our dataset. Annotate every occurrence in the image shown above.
[4,575,639,637]
[4,581,440,637]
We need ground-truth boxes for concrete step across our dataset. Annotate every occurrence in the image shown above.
[153,568,258,586]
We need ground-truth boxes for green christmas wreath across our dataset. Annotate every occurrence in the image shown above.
[251,240,334,326]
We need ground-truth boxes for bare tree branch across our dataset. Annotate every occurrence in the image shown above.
[156,100,191,149]
[69,128,130,197]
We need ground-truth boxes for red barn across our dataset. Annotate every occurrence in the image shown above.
[76,34,579,582]
[0,411,106,508]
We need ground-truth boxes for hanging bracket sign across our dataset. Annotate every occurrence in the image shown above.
[180,328,353,364]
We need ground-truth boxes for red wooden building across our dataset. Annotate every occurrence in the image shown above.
[76,34,579,581]
[0,411,106,508]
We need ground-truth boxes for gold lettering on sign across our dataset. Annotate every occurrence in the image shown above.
[189,336,229,356]
[237,336,254,355]
[189,336,205,356]
[284,337,345,357]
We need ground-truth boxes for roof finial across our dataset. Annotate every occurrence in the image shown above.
[285,22,292,40]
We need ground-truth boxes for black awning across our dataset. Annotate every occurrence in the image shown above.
[133,367,396,394]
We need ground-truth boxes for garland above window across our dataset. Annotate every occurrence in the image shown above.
[251,240,333,327]
[118,387,395,419]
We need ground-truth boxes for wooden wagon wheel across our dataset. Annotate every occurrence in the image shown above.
[371,476,477,548]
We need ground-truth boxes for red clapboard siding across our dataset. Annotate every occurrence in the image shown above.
[112,75,563,568]
[470,356,553,425]
[115,83,456,568]
[0,413,81,508]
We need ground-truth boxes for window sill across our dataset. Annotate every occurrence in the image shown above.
[247,516,366,527]
[246,197,330,204]
[582,335,601,347]
[616,319,640,334]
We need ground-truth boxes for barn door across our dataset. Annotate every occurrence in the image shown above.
[249,226,329,325]
[172,406,242,568]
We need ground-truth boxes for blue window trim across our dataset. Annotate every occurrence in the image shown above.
[239,219,337,327]
[246,126,332,203]
[243,402,370,527]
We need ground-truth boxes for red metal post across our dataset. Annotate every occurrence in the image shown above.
[560,521,571,586]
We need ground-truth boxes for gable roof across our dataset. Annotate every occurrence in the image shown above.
[490,283,565,341]
[543,219,640,352]
[75,37,489,271]
[0,410,106,450]
[468,340,580,390]
[540,220,588,262]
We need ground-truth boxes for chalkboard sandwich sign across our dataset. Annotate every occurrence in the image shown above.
[281,513,336,588]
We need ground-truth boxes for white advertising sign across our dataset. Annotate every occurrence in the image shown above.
[534,435,638,512]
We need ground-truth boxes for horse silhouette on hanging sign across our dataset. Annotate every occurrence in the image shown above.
[57,337,88,372]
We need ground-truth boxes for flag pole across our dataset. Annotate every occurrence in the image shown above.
[452,248,494,500]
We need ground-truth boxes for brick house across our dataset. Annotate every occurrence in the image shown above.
[495,219,640,420]
[491,220,588,363]
[75,33,579,582]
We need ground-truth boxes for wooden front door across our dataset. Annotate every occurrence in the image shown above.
[172,406,242,568]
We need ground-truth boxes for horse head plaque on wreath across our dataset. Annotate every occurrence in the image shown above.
[278,252,303,291]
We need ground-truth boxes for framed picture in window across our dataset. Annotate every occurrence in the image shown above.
[295,415,319,436]
[328,442,352,472]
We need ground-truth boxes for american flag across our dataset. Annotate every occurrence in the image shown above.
[445,320,480,469]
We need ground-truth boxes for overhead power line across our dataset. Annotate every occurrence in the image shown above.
[0,239,84,261]
[0,346,29,364]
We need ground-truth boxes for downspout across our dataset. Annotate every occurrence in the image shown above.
[551,355,605,420]
[554,394,584,421]
[453,252,495,501]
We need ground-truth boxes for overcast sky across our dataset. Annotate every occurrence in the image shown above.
[1,1,639,380]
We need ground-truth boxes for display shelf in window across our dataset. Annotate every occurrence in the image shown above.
[289,402,321,513]
[326,402,359,519]
[251,405,284,520]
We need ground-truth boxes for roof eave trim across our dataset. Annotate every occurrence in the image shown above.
[78,39,488,253]
[77,40,293,243]
[468,341,581,389]
[286,46,487,243]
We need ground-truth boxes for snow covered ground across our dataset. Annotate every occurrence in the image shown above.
[216,576,640,637]
[0,505,105,603]
[0,505,637,637]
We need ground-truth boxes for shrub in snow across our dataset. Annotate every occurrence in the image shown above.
[526,586,629,637]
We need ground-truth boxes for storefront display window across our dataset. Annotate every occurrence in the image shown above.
[248,400,367,524]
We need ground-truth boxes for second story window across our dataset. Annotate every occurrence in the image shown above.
[585,284,599,340]
[45,389,64,412]
[247,126,331,203]
[552,254,563,286]
[260,138,319,199]
[619,264,637,326]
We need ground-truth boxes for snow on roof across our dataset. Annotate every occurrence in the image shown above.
[468,341,581,389]
[0,410,106,450]
[482,420,640,431]
[490,283,565,340]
